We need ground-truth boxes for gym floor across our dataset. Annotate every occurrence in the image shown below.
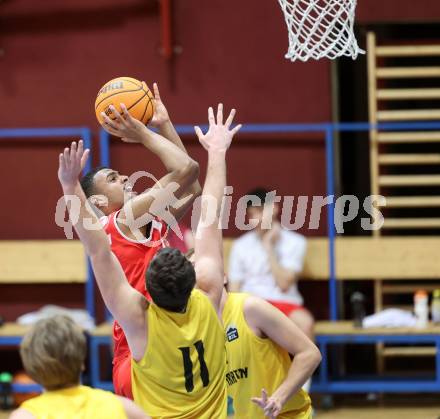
[2,406,439,419]
[313,394,440,419]
[316,407,440,419]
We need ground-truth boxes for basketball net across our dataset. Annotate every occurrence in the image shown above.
[277,0,365,62]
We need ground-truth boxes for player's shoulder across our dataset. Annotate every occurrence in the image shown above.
[190,288,212,305]
[100,210,119,229]
[82,385,115,400]
[242,294,270,316]
[99,215,110,228]
[80,386,127,415]
[225,291,249,308]
[190,290,222,323]
[240,294,277,337]
[191,288,205,299]
[227,291,248,300]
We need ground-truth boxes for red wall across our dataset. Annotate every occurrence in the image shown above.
[0,0,331,128]
[3,0,439,240]
[356,0,440,22]
[2,0,439,125]
[0,0,333,239]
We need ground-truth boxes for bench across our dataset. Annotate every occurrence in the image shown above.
[0,240,87,393]
[0,240,86,284]
[0,323,31,345]
[313,321,440,393]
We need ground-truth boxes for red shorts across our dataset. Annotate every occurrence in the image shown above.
[113,355,133,400]
[267,300,304,317]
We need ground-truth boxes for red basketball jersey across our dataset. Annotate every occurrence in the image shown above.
[101,210,168,361]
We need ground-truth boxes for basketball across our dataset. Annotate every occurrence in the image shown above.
[95,77,155,125]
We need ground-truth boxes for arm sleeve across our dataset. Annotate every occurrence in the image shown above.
[228,240,245,284]
[279,233,307,273]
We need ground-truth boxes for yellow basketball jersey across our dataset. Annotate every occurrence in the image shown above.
[20,385,127,419]
[222,293,312,419]
[132,289,227,419]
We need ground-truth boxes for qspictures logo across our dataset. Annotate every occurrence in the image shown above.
[55,171,387,242]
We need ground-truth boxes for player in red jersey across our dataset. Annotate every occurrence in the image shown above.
[80,83,201,398]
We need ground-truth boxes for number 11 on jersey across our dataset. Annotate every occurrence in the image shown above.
[179,340,210,392]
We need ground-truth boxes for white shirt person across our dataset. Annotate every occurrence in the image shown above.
[228,188,315,368]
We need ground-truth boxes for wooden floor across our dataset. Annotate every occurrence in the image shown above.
[2,406,440,419]
[316,406,440,419]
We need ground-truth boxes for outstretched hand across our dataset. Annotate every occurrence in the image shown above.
[101,104,148,143]
[194,104,241,153]
[58,140,90,188]
[251,388,283,418]
[149,82,170,128]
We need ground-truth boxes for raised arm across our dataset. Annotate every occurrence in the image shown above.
[57,141,147,361]
[101,106,199,236]
[194,104,241,311]
[150,82,202,218]
[247,297,321,417]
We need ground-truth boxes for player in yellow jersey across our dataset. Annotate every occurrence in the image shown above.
[57,104,241,418]
[185,245,321,419]
[9,316,148,419]
[223,291,321,418]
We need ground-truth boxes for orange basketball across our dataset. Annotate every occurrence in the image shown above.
[95,77,155,125]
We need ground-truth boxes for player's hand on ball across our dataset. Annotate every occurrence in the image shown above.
[149,82,170,128]
[251,388,282,418]
[194,104,241,153]
[58,140,90,187]
[101,104,148,143]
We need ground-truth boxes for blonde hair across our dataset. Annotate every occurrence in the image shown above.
[20,315,86,390]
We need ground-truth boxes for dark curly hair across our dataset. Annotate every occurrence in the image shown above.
[146,248,196,312]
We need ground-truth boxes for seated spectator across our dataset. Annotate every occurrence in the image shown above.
[10,316,149,419]
[228,187,315,390]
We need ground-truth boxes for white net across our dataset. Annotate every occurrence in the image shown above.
[277,0,365,62]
